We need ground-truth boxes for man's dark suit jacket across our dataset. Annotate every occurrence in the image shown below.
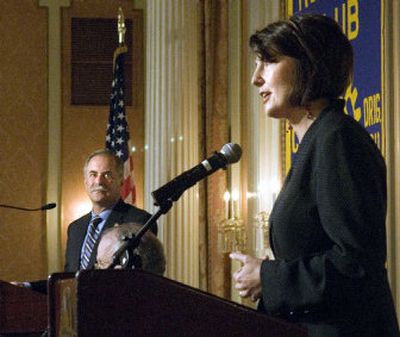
[64,199,156,272]
[259,100,399,336]
[30,199,156,293]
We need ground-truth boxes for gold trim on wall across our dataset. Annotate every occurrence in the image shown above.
[384,0,400,319]
[40,0,72,274]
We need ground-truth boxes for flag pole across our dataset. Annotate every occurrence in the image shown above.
[118,7,126,46]
[114,8,128,68]
[105,7,136,204]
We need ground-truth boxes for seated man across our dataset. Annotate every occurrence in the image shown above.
[65,148,157,272]
[95,222,166,275]
[14,149,158,293]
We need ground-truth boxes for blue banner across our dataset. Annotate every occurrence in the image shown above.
[285,0,384,171]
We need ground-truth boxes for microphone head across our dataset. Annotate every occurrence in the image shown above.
[41,203,56,210]
[220,143,242,164]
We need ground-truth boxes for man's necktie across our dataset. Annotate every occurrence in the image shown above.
[80,216,102,270]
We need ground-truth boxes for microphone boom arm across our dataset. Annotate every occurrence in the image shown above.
[109,143,242,270]
[108,204,170,269]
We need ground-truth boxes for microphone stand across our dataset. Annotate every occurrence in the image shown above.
[107,199,173,270]
[0,203,56,211]
[107,142,241,269]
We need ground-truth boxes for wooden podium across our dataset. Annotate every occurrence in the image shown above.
[0,280,47,336]
[48,270,306,337]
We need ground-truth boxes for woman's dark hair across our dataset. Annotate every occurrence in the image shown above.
[249,14,353,106]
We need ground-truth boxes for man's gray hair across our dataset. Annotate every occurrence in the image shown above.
[83,148,124,178]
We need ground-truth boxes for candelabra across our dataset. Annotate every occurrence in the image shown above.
[253,211,271,258]
[218,217,246,253]
[218,191,246,253]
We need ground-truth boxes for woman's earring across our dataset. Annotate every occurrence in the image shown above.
[306,105,314,120]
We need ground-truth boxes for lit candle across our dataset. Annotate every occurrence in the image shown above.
[232,189,239,218]
[223,191,230,219]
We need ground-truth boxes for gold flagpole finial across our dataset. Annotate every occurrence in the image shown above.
[117,7,126,45]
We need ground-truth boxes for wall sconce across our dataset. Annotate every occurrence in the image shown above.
[218,190,246,253]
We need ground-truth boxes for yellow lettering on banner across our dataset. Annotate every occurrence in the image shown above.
[291,129,299,154]
[297,0,317,12]
[370,132,381,151]
[363,93,381,127]
[345,82,362,121]
[287,0,294,16]
[334,0,359,40]
[347,0,359,40]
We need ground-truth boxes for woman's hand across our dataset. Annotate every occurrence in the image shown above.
[230,252,267,302]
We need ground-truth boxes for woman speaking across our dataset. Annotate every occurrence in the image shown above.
[231,14,399,337]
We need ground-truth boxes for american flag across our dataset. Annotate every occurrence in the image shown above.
[105,45,136,204]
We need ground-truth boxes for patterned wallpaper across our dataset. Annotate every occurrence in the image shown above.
[0,1,48,281]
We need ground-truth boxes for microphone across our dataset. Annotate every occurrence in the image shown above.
[152,143,242,207]
[0,202,56,211]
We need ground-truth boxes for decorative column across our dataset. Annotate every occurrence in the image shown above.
[144,0,201,288]
[39,0,71,273]
[246,0,281,252]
